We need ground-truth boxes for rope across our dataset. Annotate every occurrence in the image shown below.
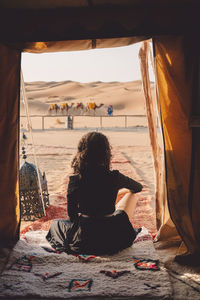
[20,71,46,216]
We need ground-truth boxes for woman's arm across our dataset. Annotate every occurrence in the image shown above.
[115,188,130,204]
[117,188,130,195]
[67,193,79,222]
[117,171,143,193]
[67,176,80,222]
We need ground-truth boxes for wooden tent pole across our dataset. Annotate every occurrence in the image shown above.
[138,41,164,230]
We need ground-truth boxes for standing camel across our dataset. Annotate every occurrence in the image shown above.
[87,102,105,115]
[60,103,74,115]
[95,103,104,110]
[75,102,88,115]
[48,103,60,114]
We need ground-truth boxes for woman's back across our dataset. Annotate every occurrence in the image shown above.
[69,167,118,217]
[67,166,142,219]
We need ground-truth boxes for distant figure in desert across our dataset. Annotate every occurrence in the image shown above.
[46,131,143,255]
[107,105,113,116]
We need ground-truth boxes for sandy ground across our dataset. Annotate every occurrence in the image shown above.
[20,128,156,207]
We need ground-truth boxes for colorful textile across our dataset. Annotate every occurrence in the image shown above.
[133,234,152,244]
[42,246,63,254]
[100,269,130,279]
[0,228,172,299]
[88,102,96,110]
[34,272,62,281]
[133,257,160,271]
[68,279,93,292]
[73,254,96,262]
[8,255,35,272]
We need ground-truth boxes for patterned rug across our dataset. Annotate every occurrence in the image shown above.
[20,150,157,238]
[0,228,172,299]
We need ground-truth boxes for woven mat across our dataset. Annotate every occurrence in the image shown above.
[0,227,172,299]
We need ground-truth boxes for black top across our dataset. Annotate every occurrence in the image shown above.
[67,167,143,221]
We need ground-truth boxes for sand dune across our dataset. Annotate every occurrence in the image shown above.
[22,80,155,116]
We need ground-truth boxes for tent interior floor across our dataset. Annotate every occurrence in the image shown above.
[1,240,200,300]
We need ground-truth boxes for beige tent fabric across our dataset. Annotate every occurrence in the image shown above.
[138,41,164,230]
[0,44,21,245]
[138,41,179,246]
[13,37,147,53]
[154,36,200,254]
[153,39,181,245]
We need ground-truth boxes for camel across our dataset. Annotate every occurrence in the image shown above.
[76,102,84,110]
[74,102,88,115]
[60,103,74,115]
[48,102,107,116]
[94,103,104,110]
[87,102,104,111]
[48,103,60,114]
[87,102,96,111]
[86,102,105,115]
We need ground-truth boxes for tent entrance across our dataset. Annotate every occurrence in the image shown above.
[19,42,158,238]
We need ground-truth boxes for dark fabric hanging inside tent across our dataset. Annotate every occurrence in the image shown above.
[0,43,21,245]
[0,0,200,261]
[0,0,199,43]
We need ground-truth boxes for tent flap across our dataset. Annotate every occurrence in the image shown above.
[0,43,21,245]
[154,36,200,254]
[10,37,148,53]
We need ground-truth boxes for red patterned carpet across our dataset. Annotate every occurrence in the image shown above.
[21,151,157,238]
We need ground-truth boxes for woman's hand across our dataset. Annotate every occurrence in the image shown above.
[116,188,131,204]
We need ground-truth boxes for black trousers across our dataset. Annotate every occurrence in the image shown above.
[46,210,138,255]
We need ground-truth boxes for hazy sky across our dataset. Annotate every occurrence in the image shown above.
[22,42,154,83]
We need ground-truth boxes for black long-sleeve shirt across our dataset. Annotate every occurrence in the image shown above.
[67,167,143,221]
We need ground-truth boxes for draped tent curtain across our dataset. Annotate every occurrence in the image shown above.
[138,41,164,231]
[12,37,148,53]
[0,44,21,245]
[154,36,200,255]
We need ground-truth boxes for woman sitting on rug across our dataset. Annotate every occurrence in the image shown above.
[46,131,143,255]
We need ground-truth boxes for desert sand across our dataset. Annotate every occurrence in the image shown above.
[22,80,151,115]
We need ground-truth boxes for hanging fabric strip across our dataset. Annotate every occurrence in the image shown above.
[138,41,164,230]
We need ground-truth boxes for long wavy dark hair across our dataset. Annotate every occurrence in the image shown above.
[71,132,112,175]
